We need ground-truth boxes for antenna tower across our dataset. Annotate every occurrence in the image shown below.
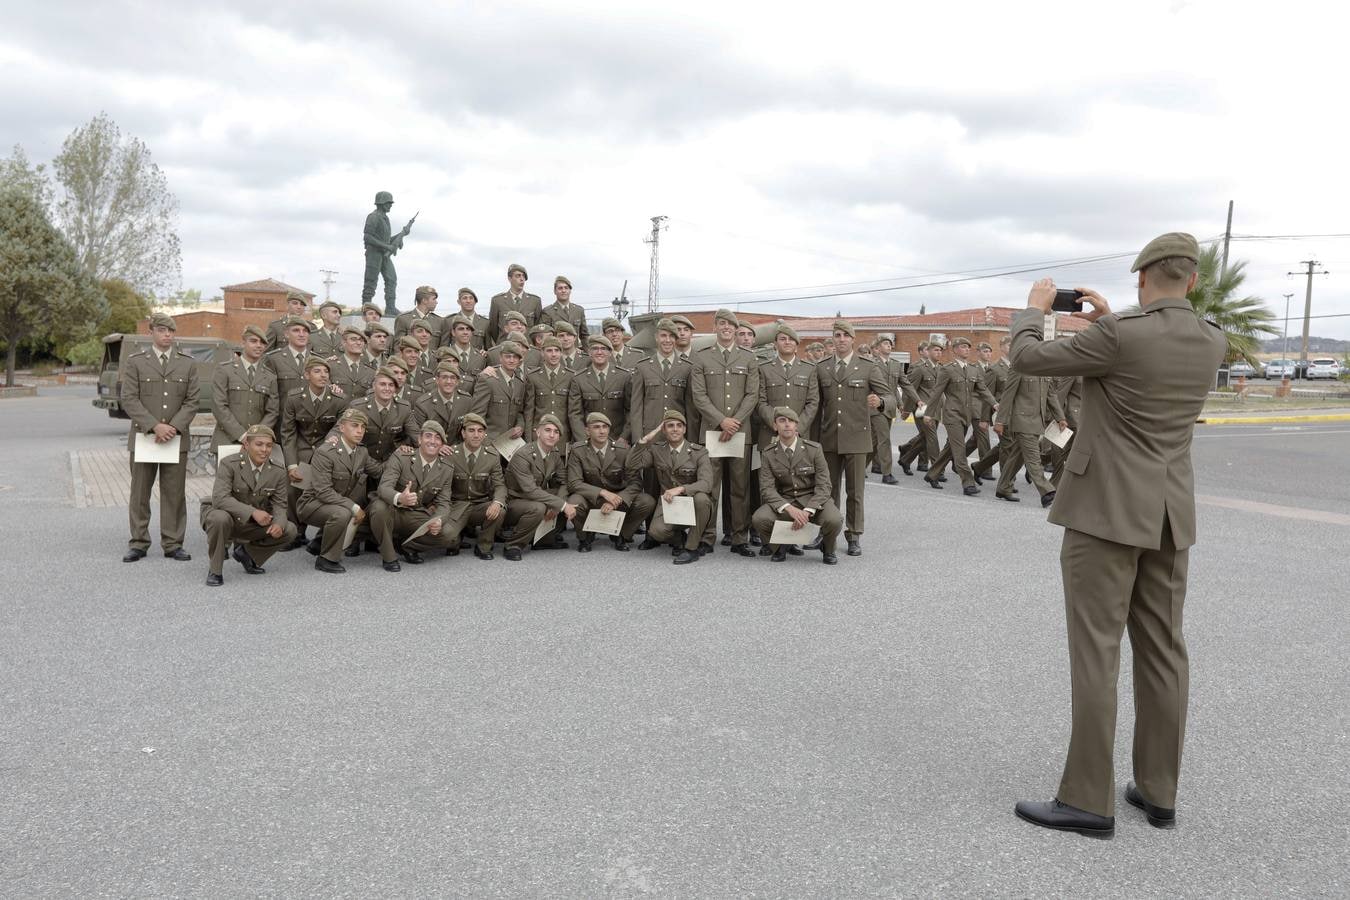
[644,216,668,313]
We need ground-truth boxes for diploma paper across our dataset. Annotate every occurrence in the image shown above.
[493,434,526,461]
[341,517,359,550]
[1043,314,1058,341]
[1044,421,1074,449]
[533,517,557,545]
[216,444,242,464]
[704,430,746,458]
[661,495,696,526]
[405,516,439,543]
[133,433,182,463]
[914,403,927,418]
[295,462,313,490]
[770,520,820,546]
[582,509,625,536]
[750,445,762,471]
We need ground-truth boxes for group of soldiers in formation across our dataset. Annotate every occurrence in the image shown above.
[118,264,1080,585]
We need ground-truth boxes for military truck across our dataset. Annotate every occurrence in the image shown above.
[93,333,238,418]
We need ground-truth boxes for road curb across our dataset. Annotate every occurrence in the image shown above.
[1198,413,1350,424]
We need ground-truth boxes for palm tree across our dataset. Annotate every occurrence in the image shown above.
[1187,245,1278,363]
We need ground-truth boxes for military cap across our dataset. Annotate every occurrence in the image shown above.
[507,263,528,279]
[999,335,1012,345]
[374,191,393,205]
[148,312,177,331]
[655,317,679,335]
[497,340,524,358]
[435,346,457,360]
[585,412,612,427]
[662,409,687,425]
[360,302,384,316]
[397,335,422,352]
[554,275,572,288]
[457,287,478,301]
[771,406,800,423]
[448,314,476,331]
[527,323,554,337]
[553,321,577,336]
[365,321,392,337]
[928,337,947,348]
[503,310,528,327]
[241,323,266,342]
[714,308,739,326]
[318,300,342,313]
[601,317,624,332]
[408,319,434,334]
[418,420,447,440]
[774,323,800,342]
[413,285,438,302]
[536,413,564,431]
[806,341,825,352]
[540,336,561,350]
[916,340,930,351]
[435,360,461,376]
[382,356,409,374]
[285,315,315,332]
[951,336,972,348]
[670,315,695,330]
[1131,231,1200,273]
[340,324,367,341]
[587,335,614,351]
[304,356,331,373]
[243,424,276,441]
[832,320,856,337]
[461,412,487,429]
[285,290,309,305]
[339,407,369,425]
[374,366,401,383]
[876,333,895,344]
[976,341,992,351]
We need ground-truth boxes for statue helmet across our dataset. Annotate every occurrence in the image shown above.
[374,191,394,205]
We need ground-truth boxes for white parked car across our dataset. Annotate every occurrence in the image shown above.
[1264,358,1296,379]
[1228,361,1258,379]
[1306,358,1341,380]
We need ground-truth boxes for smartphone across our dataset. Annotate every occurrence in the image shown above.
[1052,289,1084,313]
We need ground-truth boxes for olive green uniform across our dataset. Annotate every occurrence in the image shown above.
[121,347,201,553]
[394,310,444,350]
[487,291,543,344]
[925,362,997,489]
[539,301,589,345]
[752,438,843,554]
[568,366,633,444]
[630,353,693,442]
[870,355,919,476]
[503,441,569,551]
[898,357,941,470]
[626,439,714,551]
[471,370,527,441]
[992,370,1064,499]
[756,357,820,449]
[816,354,892,538]
[442,444,507,554]
[690,344,760,546]
[328,356,374,402]
[297,439,383,562]
[566,440,655,542]
[523,367,575,443]
[367,451,455,561]
[201,452,296,574]
[210,357,278,450]
[411,389,476,446]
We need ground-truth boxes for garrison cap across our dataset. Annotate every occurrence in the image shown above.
[448,314,476,331]
[772,406,800,423]
[340,324,367,341]
[374,365,401,383]
[552,321,577,336]
[360,302,384,316]
[670,315,695,330]
[414,285,438,302]
[408,319,433,334]
[364,321,392,337]
[507,263,528,279]
[148,312,177,331]
[241,324,266,342]
[243,424,276,441]
[714,308,739,326]
[285,290,309,305]
[497,340,524,358]
[554,275,572,288]
[318,300,342,313]
[381,356,409,374]
[588,335,614,351]
[601,317,624,332]
[876,333,895,344]
[806,341,826,352]
[656,317,679,335]
[461,412,487,428]
[339,407,368,425]
[662,409,687,425]
[435,360,462,376]
[285,315,315,332]
[527,323,554,337]
[457,287,478,301]
[1131,232,1200,273]
[775,323,800,342]
[535,413,564,431]
[435,346,457,359]
[831,319,856,337]
[951,336,972,348]
[304,356,331,373]
[418,420,446,440]
[976,341,992,351]
[503,310,528,327]
[540,336,562,350]
[397,336,422,352]
[585,412,611,426]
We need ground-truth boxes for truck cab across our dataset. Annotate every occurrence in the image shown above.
[93,333,238,418]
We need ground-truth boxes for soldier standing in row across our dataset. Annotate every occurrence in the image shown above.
[630,318,692,442]
[202,424,296,586]
[869,333,918,485]
[540,275,588,345]
[362,322,392,369]
[329,326,374,400]
[413,362,475,446]
[455,288,491,349]
[472,341,527,443]
[569,335,632,445]
[394,285,443,350]
[897,340,941,475]
[756,323,818,445]
[442,315,489,394]
[211,324,278,452]
[488,264,542,344]
[265,291,310,351]
[309,301,344,360]
[524,337,574,445]
[265,316,315,400]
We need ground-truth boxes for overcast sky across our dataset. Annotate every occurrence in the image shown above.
[4,0,1347,339]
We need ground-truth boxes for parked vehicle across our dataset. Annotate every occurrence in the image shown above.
[1307,358,1341,380]
[1294,359,1312,380]
[1228,361,1257,379]
[1264,358,1296,379]
[93,333,237,418]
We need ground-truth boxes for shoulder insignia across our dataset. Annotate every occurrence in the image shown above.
[286,386,305,396]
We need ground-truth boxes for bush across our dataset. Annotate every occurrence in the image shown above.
[65,337,103,367]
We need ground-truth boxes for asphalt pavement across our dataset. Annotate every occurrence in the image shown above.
[1,387,1346,897]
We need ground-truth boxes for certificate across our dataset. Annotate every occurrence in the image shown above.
[533,517,557,545]
[661,495,696,526]
[405,516,439,542]
[704,430,746,458]
[133,433,182,463]
[770,519,820,546]
[914,403,926,418]
[750,445,762,471]
[493,434,526,461]
[1044,421,1074,449]
[216,443,242,464]
[1043,314,1058,341]
[341,517,359,550]
[582,509,625,536]
[295,462,313,490]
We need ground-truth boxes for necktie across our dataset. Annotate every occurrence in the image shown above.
[835,360,844,380]
[722,348,730,366]
[467,451,476,468]
[662,358,670,378]
[158,353,168,372]
[548,370,555,387]
[460,352,468,368]
[295,352,304,370]
[597,369,605,390]
[245,364,255,384]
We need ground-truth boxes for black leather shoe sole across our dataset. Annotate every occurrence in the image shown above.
[383,560,402,572]
[673,550,699,565]
[122,549,146,563]
[770,550,787,562]
[314,559,346,574]
[503,548,522,561]
[474,549,494,560]
[1126,783,1176,829]
[1014,801,1115,839]
[925,478,943,490]
[881,475,898,485]
[1041,491,1057,508]
[899,463,913,476]
[821,553,838,565]
[787,545,803,556]
[846,541,862,557]
[165,548,192,561]
[996,492,1020,502]
[962,485,980,496]
[205,573,223,586]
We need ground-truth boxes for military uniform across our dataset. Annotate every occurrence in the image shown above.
[298,437,383,563]
[503,441,569,552]
[280,385,348,536]
[992,369,1064,500]
[121,344,201,555]
[626,438,714,552]
[442,443,507,555]
[486,338,532,367]
[816,350,892,542]
[367,449,454,562]
[612,345,648,370]
[972,356,1013,482]
[263,346,311,401]
[756,356,820,448]
[487,291,543,344]
[567,365,633,443]
[346,396,416,475]
[329,355,374,401]
[924,360,997,490]
[412,388,475,446]
[210,357,278,450]
[201,450,296,576]
[442,343,489,394]
[898,356,941,471]
[308,327,344,361]
[752,436,843,556]
[539,301,588,345]
[471,370,527,440]
[869,354,918,477]
[630,352,693,441]
[690,341,760,547]
[394,309,444,350]
[1050,375,1084,486]
[566,439,655,543]
[457,312,491,350]
[524,366,574,443]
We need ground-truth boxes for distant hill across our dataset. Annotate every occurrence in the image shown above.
[1260,336,1348,354]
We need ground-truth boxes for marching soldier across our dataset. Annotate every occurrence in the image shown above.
[201,424,296,586]
[628,411,714,565]
[471,340,527,443]
[540,275,589,345]
[973,336,1014,484]
[816,320,891,556]
[367,420,455,569]
[922,337,996,496]
[412,362,475,446]
[566,412,656,551]
[297,407,383,573]
[752,407,843,564]
[524,336,574,445]
[264,315,315,400]
[690,309,760,556]
[264,290,310,351]
[503,414,575,560]
[869,333,919,485]
[756,323,819,447]
[898,340,942,474]
[121,312,200,563]
[629,318,693,443]
[394,285,443,350]
[968,341,1000,467]
[454,288,491,350]
[993,364,1066,506]
[309,300,345,359]
[328,325,374,400]
[211,324,278,451]
[280,357,347,549]
[441,314,490,394]
[1050,374,1084,486]
[568,335,633,444]
[362,321,392,369]
[486,311,532,365]
[487,263,543,343]
[442,413,507,560]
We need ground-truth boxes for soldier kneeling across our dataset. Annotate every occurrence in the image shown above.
[752,407,844,564]
[627,410,714,565]
[201,425,297,586]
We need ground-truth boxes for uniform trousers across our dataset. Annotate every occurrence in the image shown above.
[824,451,867,537]
[570,492,655,542]
[361,248,397,307]
[297,501,356,562]
[504,500,564,551]
[703,455,751,545]
[287,447,315,537]
[971,431,1006,481]
[1057,523,1189,818]
[995,431,1053,497]
[649,493,712,551]
[870,414,895,475]
[751,499,844,554]
[367,500,451,561]
[898,417,938,469]
[927,417,977,488]
[442,500,501,554]
[128,456,188,553]
[201,508,296,575]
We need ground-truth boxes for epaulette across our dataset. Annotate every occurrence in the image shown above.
[286,386,306,396]
[801,438,821,449]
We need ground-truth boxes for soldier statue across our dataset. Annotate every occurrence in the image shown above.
[362,191,418,317]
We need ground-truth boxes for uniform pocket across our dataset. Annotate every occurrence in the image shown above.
[1066,447,1090,475]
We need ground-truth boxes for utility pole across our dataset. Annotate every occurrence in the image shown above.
[319,269,338,302]
[1220,200,1234,278]
[1282,292,1294,358]
[1286,260,1328,364]
[644,216,668,314]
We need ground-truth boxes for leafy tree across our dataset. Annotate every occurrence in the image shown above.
[51,112,181,296]
[99,278,153,336]
[0,188,106,386]
[1187,245,1278,363]
[0,145,51,208]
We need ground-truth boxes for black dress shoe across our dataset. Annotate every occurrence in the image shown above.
[314,557,346,574]
[1125,782,1176,828]
[729,544,755,557]
[232,544,265,574]
[870,463,882,474]
[917,462,929,472]
[344,545,361,558]
[697,542,714,557]
[846,538,862,557]
[382,560,402,572]
[474,548,494,561]
[1025,470,1033,484]
[748,532,762,546]
[445,546,460,556]
[1041,490,1057,508]
[937,475,948,482]
[205,572,223,586]
[925,477,943,490]
[577,539,593,552]
[963,484,980,496]
[306,537,322,556]
[719,535,732,546]
[771,547,787,562]
[1011,486,1020,494]
[165,548,191,561]
[1014,799,1114,839]
[398,548,423,564]
[787,545,803,556]
[822,552,838,565]
[673,549,699,565]
[122,548,146,563]
[899,461,913,476]
[996,492,1021,502]
[881,474,899,485]
[759,545,774,557]
[282,533,307,551]
[611,537,630,551]
[504,547,522,561]
[639,538,661,550]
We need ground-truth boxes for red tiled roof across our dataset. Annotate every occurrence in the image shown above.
[782,307,1091,333]
[220,278,315,297]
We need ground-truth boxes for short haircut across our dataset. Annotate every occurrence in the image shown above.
[1146,256,1197,284]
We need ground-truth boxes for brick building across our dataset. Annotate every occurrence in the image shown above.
[138,278,316,341]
